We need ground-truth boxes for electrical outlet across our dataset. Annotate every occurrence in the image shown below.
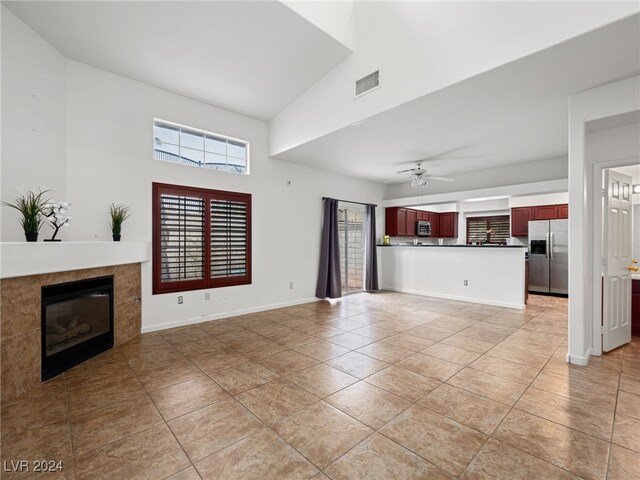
[463,280,468,286]
[289,281,294,289]
[205,292,210,301]
[177,296,183,304]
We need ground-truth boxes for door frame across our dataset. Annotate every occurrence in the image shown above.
[338,202,366,296]
[590,156,639,356]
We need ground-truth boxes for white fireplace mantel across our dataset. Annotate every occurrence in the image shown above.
[0,241,151,279]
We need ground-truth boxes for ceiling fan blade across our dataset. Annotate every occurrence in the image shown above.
[384,178,409,184]
[427,176,455,182]
[396,168,417,174]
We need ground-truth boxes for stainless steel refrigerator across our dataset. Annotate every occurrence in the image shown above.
[528,219,568,295]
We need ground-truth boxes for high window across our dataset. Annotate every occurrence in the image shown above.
[466,215,510,245]
[153,119,249,174]
[152,183,251,294]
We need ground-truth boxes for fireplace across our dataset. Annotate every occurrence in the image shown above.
[41,275,114,381]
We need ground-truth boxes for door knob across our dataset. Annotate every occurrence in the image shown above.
[630,266,639,272]
[633,259,638,264]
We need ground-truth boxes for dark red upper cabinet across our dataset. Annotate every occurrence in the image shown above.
[438,212,458,238]
[406,209,417,236]
[558,204,569,219]
[534,205,559,220]
[511,207,532,237]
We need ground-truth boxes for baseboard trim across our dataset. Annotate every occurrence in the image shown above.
[381,286,525,310]
[141,296,319,333]
[566,347,591,366]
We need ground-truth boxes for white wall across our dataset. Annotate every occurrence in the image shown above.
[270,2,638,156]
[1,8,67,240]
[62,61,384,331]
[568,77,640,364]
[281,1,355,51]
[1,12,385,331]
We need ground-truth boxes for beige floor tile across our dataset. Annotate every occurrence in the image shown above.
[439,334,496,353]
[74,424,189,480]
[285,363,358,398]
[418,384,510,435]
[616,390,640,419]
[422,343,482,366]
[161,326,212,346]
[215,329,262,347]
[194,429,318,480]
[124,346,186,375]
[460,438,580,480]
[296,324,344,339]
[326,351,389,379]
[294,339,350,362]
[612,413,640,452]
[208,362,280,395]
[380,405,487,476]
[273,401,372,469]
[427,316,479,333]
[446,368,526,405]
[118,334,172,357]
[327,318,367,332]
[148,376,229,420]
[515,387,614,440]
[191,349,250,374]
[135,359,205,391]
[619,372,640,395]
[364,365,441,402]
[235,378,318,425]
[484,343,551,369]
[257,349,319,375]
[1,390,68,438]
[326,332,374,350]
[66,371,145,416]
[356,341,414,364]
[70,393,164,456]
[382,333,435,352]
[397,353,464,382]
[403,325,453,342]
[326,381,411,429]
[543,357,619,389]
[167,397,262,463]
[457,323,514,343]
[469,355,541,385]
[324,433,453,480]
[493,409,610,480]
[530,370,617,411]
[350,325,397,341]
[0,419,74,479]
[607,444,640,480]
[233,338,284,356]
[174,336,228,358]
[271,330,318,348]
[165,466,202,480]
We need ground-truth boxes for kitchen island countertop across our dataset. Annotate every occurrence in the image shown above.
[377,244,526,248]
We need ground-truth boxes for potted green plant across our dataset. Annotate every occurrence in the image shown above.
[109,203,131,241]
[2,189,50,242]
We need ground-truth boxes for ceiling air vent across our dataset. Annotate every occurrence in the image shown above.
[355,69,380,98]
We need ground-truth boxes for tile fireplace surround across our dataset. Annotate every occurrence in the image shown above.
[0,242,149,401]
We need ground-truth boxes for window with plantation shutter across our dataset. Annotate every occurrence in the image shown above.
[153,183,251,294]
[466,216,510,245]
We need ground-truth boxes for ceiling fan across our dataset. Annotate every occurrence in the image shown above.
[387,161,455,188]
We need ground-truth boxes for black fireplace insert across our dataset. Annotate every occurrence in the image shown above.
[41,275,114,381]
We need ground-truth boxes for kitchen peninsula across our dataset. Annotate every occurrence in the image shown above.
[378,244,527,309]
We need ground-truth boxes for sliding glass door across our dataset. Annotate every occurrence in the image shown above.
[338,204,365,295]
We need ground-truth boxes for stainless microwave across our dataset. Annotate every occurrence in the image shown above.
[417,221,431,237]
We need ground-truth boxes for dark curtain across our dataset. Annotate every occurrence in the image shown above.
[364,204,379,291]
[316,198,342,298]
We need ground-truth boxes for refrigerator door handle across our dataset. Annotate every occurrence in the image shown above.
[549,232,554,261]
[545,232,549,258]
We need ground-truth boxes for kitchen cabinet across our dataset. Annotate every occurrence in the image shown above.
[406,209,417,236]
[438,212,458,238]
[511,207,532,237]
[385,207,456,238]
[558,204,569,219]
[534,205,559,220]
[511,204,568,237]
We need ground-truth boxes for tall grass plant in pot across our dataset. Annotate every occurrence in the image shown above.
[2,190,51,241]
[109,204,131,241]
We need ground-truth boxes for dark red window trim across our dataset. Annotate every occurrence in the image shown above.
[152,182,252,294]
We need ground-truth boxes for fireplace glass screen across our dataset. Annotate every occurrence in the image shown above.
[41,275,114,381]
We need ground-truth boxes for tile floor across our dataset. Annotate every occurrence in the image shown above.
[1,292,639,479]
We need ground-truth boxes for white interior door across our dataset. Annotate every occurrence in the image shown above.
[602,169,633,352]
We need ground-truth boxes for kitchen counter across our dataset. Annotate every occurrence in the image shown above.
[378,244,526,309]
